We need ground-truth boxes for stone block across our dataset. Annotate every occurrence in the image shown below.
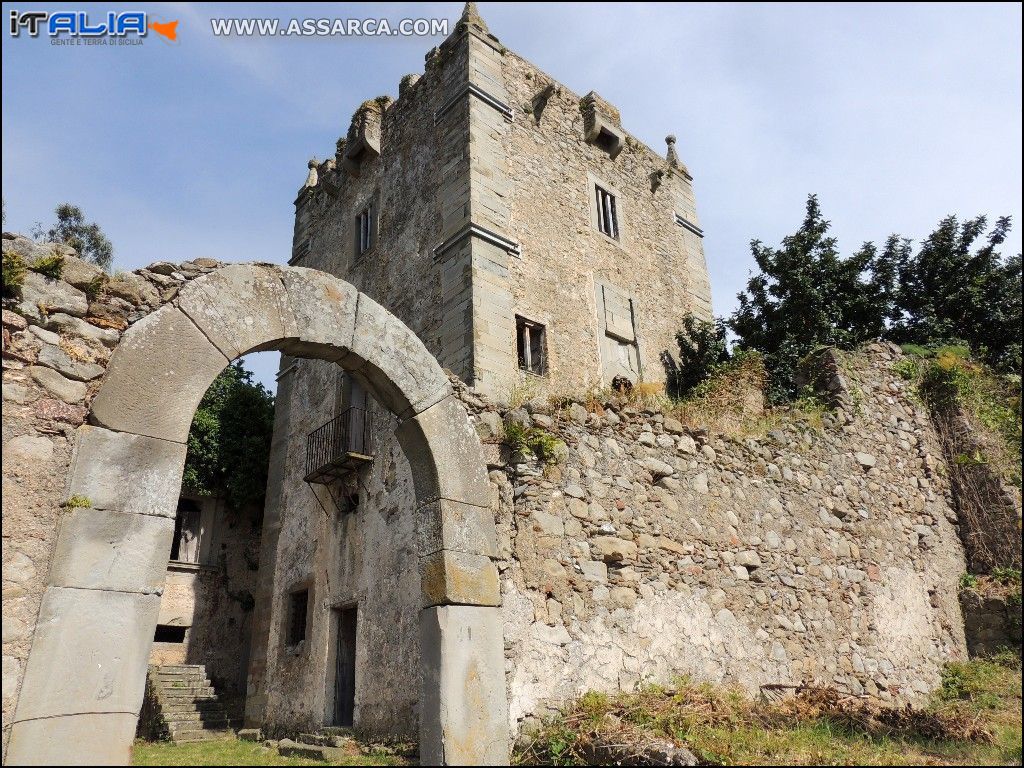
[278,266,359,361]
[37,343,104,381]
[45,312,120,347]
[89,306,229,442]
[13,586,160,722]
[6,712,138,766]
[420,550,500,607]
[29,365,87,403]
[590,536,638,562]
[345,292,452,419]
[67,425,187,517]
[417,498,499,558]
[19,270,88,318]
[396,396,491,507]
[419,605,510,766]
[48,507,175,594]
[176,264,295,359]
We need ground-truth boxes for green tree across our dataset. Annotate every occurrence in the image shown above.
[182,362,275,510]
[893,215,1021,372]
[35,203,114,271]
[662,313,731,398]
[729,195,890,400]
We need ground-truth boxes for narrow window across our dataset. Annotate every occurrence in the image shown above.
[595,185,618,240]
[516,316,548,376]
[288,589,309,646]
[355,205,374,257]
[170,499,202,564]
[153,625,187,644]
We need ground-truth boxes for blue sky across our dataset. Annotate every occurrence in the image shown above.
[3,2,1021,391]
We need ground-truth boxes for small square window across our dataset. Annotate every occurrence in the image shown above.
[516,316,547,376]
[355,205,374,257]
[288,588,309,646]
[595,185,619,240]
[153,624,187,644]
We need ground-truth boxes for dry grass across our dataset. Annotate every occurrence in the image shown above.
[515,657,1023,766]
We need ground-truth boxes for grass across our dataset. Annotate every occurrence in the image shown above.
[514,656,1023,766]
[132,738,406,766]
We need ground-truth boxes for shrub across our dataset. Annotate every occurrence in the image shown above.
[505,421,566,465]
[2,250,26,298]
[30,249,64,280]
[662,313,730,399]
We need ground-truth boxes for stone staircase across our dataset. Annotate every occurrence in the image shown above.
[147,665,237,742]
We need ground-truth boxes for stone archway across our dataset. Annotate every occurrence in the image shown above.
[5,265,508,766]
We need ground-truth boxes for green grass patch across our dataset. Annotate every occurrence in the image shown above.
[132,738,405,766]
[515,659,1022,766]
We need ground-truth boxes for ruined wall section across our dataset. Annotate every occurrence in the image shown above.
[458,343,968,729]
[0,235,227,757]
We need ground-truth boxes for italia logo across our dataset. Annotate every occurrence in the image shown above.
[8,10,178,41]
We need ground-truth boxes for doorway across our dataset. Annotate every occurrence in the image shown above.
[333,605,357,727]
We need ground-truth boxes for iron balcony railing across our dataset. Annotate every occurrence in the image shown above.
[304,407,373,484]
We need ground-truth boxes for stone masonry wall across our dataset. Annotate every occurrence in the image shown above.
[457,342,969,729]
[2,224,973,753]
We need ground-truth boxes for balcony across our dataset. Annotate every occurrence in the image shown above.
[304,408,373,484]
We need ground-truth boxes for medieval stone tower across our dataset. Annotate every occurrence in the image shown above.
[291,2,712,400]
[247,1,714,743]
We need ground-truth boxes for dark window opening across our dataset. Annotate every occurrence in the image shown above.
[595,128,617,154]
[595,185,619,240]
[516,316,548,376]
[170,499,202,564]
[288,589,309,646]
[154,624,187,644]
[355,205,374,257]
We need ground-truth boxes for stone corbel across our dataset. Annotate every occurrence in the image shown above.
[342,101,388,176]
[581,91,625,159]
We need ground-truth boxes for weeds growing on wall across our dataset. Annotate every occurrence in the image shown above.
[29,249,65,280]
[505,420,566,465]
[2,250,26,298]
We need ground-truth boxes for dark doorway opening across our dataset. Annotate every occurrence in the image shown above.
[333,606,358,727]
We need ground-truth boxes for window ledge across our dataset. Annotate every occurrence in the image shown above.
[167,560,217,574]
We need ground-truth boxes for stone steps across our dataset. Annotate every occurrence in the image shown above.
[277,729,360,761]
[146,664,236,744]
[278,738,351,762]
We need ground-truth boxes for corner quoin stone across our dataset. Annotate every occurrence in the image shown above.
[419,605,510,766]
[89,306,229,443]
